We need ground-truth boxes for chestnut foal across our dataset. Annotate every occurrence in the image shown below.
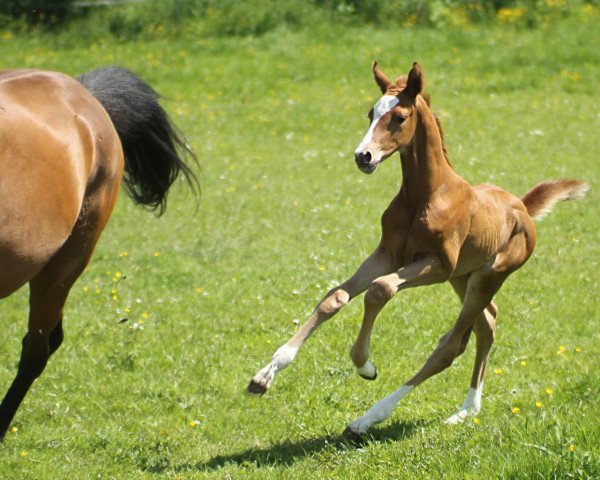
[248,62,587,438]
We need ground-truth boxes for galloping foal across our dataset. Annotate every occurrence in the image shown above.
[0,67,197,439]
[248,62,588,438]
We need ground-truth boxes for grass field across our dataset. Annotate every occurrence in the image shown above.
[1,10,599,479]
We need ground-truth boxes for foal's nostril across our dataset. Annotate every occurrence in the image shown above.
[355,151,372,166]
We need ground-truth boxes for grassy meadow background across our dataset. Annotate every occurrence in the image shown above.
[1,3,599,478]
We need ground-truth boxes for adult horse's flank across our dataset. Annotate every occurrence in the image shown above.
[248,62,588,438]
[0,67,197,439]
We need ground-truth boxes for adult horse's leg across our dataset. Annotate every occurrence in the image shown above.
[445,276,498,424]
[248,248,395,395]
[348,254,450,381]
[0,283,71,439]
[0,180,119,440]
[344,266,505,438]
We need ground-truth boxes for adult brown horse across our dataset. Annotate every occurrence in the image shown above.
[0,66,197,439]
[248,62,588,439]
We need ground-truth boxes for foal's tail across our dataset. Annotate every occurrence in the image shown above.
[78,66,199,214]
[522,179,589,221]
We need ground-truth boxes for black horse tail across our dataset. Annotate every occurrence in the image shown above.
[77,66,199,215]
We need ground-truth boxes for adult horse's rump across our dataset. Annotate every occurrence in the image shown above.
[0,67,197,439]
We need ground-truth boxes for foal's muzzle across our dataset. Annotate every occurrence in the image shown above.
[355,151,376,174]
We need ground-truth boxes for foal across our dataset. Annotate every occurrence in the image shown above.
[248,62,588,437]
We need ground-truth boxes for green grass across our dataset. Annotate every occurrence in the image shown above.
[1,12,599,479]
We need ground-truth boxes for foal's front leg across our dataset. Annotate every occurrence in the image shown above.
[248,248,394,395]
[349,254,449,380]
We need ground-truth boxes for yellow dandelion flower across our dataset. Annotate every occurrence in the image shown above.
[511,406,521,414]
[575,346,581,353]
[521,360,527,366]
[319,266,326,271]
[557,345,567,354]
[10,426,17,433]
[473,417,481,425]
[546,388,554,395]
[95,288,101,294]
[535,401,543,408]
[83,286,90,292]
[112,295,118,301]
[142,312,149,319]
[195,287,203,293]
[189,420,201,427]
[124,307,130,313]
[494,368,504,375]
[119,251,129,257]
[568,444,576,452]
[20,451,28,457]
[153,251,160,257]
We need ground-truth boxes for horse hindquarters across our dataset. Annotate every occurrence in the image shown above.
[0,94,124,438]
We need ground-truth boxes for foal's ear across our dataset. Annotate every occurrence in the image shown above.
[372,60,393,94]
[405,62,424,99]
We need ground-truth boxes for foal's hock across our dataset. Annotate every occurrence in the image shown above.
[248,61,588,438]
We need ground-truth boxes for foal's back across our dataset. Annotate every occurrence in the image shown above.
[0,70,122,298]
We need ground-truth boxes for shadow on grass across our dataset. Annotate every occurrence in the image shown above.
[166,419,426,473]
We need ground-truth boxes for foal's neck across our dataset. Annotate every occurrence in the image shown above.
[400,97,457,203]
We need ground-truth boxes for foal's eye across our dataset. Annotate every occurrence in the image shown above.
[395,115,406,124]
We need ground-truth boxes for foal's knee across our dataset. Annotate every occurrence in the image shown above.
[319,289,350,315]
[364,280,395,307]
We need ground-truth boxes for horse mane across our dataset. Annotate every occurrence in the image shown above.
[395,76,452,168]
[422,93,452,168]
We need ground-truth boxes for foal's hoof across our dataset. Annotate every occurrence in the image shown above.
[356,360,378,381]
[358,370,378,381]
[342,426,366,444]
[247,379,268,396]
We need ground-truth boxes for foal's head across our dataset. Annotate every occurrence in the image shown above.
[355,62,424,174]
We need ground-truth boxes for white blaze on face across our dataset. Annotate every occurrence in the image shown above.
[355,94,400,154]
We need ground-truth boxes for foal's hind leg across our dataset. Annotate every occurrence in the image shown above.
[445,276,498,424]
[344,268,505,438]
[248,248,394,395]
